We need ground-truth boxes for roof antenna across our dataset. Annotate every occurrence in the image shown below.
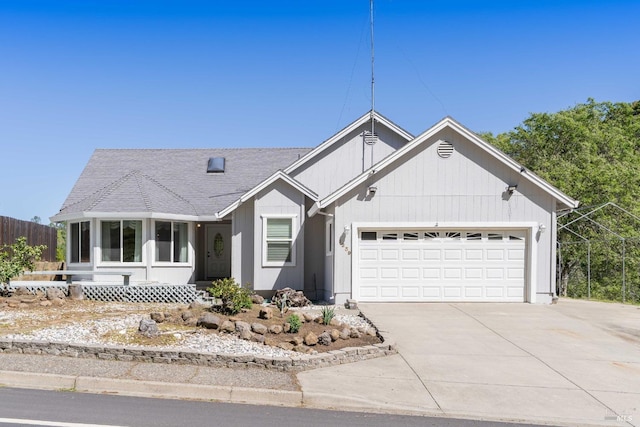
[365,0,377,146]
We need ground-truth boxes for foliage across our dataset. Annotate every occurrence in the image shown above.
[55,224,66,262]
[287,314,302,333]
[0,237,46,287]
[483,99,640,302]
[207,278,252,314]
[321,305,335,325]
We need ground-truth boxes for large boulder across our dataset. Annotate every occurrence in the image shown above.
[46,288,65,301]
[272,287,311,308]
[304,331,318,346]
[259,307,273,320]
[139,318,159,337]
[197,313,221,330]
[251,323,268,335]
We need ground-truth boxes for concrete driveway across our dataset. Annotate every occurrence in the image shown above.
[297,300,640,426]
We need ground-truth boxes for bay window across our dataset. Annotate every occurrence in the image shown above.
[70,221,90,264]
[101,220,142,263]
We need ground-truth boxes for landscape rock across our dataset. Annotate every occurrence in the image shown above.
[277,342,295,351]
[258,307,273,320]
[139,318,159,337]
[303,313,316,323]
[46,288,65,301]
[318,331,332,346]
[235,321,251,333]
[272,287,311,308]
[350,328,362,339]
[220,320,235,333]
[51,298,65,306]
[250,333,265,344]
[268,324,283,334]
[150,312,165,323]
[39,300,52,307]
[291,336,304,346]
[329,318,342,327]
[340,327,351,340]
[239,329,253,341]
[13,287,29,296]
[68,284,84,300]
[251,294,265,304]
[197,313,221,330]
[181,311,195,321]
[304,331,318,346]
[330,329,340,341]
[251,323,268,335]
[283,322,291,333]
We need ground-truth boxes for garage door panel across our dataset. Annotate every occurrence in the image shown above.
[357,229,526,302]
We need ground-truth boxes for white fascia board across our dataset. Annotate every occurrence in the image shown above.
[216,171,318,219]
[284,111,413,175]
[318,116,579,210]
[50,211,200,223]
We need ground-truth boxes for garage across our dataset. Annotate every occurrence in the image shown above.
[356,229,527,302]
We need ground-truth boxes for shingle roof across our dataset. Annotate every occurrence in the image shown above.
[54,148,312,219]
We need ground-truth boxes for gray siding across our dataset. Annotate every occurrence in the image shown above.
[332,129,557,302]
[232,200,254,288]
[289,123,408,199]
[253,181,305,291]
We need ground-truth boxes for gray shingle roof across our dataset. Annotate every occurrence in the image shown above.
[56,148,312,218]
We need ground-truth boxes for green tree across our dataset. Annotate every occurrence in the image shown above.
[483,99,640,301]
[0,237,46,291]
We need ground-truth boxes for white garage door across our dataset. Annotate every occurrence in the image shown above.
[356,229,526,302]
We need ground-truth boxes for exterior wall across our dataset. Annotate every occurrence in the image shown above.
[253,181,305,291]
[289,122,408,199]
[231,199,255,288]
[332,129,557,304]
[67,218,196,284]
[303,198,325,300]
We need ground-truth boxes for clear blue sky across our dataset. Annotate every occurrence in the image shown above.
[1,0,638,223]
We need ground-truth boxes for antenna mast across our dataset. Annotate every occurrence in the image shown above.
[370,0,375,138]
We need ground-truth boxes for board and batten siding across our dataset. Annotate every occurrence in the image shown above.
[252,181,306,291]
[332,129,557,303]
[289,123,407,200]
[231,199,254,288]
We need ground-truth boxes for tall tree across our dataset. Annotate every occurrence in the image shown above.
[483,99,640,301]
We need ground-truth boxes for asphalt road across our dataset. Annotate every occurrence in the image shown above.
[0,388,549,427]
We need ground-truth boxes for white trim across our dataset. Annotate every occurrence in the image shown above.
[313,117,578,214]
[261,214,297,267]
[52,211,201,223]
[284,111,414,175]
[216,171,318,220]
[350,221,538,303]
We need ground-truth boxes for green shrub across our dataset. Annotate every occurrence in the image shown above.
[0,237,46,290]
[287,314,302,333]
[321,305,335,325]
[207,278,252,314]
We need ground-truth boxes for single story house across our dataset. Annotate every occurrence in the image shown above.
[51,112,578,304]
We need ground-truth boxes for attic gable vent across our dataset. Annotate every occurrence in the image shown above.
[437,140,454,158]
[363,130,378,145]
[207,157,225,173]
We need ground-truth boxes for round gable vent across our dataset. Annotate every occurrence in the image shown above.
[437,140,454,158]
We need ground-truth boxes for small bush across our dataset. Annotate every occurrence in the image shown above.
[321,305,335,325]
[207,278,252,314]
[287,314,302,333]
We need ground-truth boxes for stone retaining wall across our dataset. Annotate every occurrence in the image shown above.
[0,339,396,372]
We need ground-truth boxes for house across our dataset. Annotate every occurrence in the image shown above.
[51,112,578,304]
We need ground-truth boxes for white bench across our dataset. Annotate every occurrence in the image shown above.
[23,270,133,286]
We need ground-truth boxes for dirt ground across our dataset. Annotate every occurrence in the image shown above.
[0,298,381,353]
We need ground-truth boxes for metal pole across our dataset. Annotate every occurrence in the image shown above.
[588,242,591,300]
[557,242,563,297]
[622,239,626,303]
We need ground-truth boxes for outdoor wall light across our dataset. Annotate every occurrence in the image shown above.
[367,186,377,196]
[506,185,518,194]
[538,223,547,233]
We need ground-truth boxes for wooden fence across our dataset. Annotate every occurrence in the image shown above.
[0,216,58,262]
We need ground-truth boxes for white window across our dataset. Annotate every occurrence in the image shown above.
[155,221,189,263]
[69,221,90,264]
[263,216,296,266]
[100,220,142,263]
[326,219,333,256]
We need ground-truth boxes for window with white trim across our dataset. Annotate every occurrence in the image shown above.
[155,221,188,263]
[100,220,142,263]
[325,219,333,256]
[263,216,296,266]
[70,221,90,264]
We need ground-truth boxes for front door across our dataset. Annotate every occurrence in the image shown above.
[206,224,231,280]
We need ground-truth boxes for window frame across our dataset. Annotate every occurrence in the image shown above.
[99,219,144,265]
[262,214,297,267]
[153,220,190,265]
[325,219,334,256]
[69,220,91,265]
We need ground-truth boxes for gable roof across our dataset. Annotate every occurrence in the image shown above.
[52,148,311,222]
[310,116,579,215]
[284,110,414,175]
[215,170,318,220]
